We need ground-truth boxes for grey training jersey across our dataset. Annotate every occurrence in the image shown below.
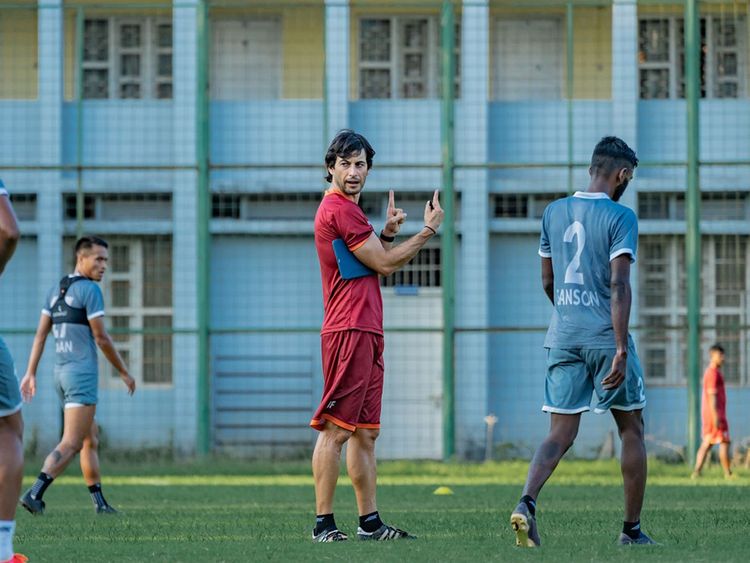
[42,275,105,376]
[539,191,638,348]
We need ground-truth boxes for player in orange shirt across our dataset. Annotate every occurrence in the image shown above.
[692,344,732,479]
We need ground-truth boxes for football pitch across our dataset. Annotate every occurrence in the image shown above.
[14,459,749,562]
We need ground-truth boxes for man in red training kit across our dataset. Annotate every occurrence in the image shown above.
[692,344,733,479]
[310,129,444,542]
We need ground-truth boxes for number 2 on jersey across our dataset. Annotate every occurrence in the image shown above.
[563,221,586,285]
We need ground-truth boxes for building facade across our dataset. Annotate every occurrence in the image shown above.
[1,0,748,459]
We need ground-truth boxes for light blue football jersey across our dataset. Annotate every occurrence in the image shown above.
[539,191,638,348]
[42,275,105,377]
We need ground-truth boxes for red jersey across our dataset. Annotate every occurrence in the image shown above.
[701,365,728,433]
[314,190,382,335]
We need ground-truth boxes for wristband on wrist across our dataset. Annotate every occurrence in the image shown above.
[379,231,396,243]
[423,225,437,235]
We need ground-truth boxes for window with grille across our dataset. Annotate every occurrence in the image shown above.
[63,193,171,221]
[381,244,441,288]
[638,191,749,221]
[63,194,96,220]
[102,237,173,386]
[358,16,460,99]
[9,194,36,221]
[493,18,563,100]
[491,193,566,219]
[639,235,749,385]
[358,192,382,217]
[212,194,241,219]
[82,17,173,99]
[357,191,460,223]
[638,16,744,99]
[210,18,282,100]
[210,193,321,220]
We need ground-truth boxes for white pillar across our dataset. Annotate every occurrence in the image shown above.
[35,0,64,449]
[37,0,63,284]
[38,0,62,167]
[455,0,490,458]
[612,0,639,199]
[172,0,200,454]
[325,0,349,140]
[612,0,640,318]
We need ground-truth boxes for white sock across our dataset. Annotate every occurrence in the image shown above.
[0,520,15,562]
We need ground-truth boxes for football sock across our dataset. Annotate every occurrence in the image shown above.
[359,511,384,533]
[88,483,109,508]
[30,472,54,500]
[314,513,337,535]
[623,520,641,540]
[520,495,536,517]
[0,520,15,562]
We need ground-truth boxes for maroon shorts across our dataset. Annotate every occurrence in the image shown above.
[703,418,730,444]
[310,330,384,432]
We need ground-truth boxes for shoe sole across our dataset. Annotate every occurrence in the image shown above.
[510,512,536,547]
[20,500,43,516]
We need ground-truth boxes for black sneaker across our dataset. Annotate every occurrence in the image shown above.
[617,531,657,545]
[510,502,540,547]
[312,527,348,542]
[19,490,45,516]
[95,504,119,515]
[357,524,416,540]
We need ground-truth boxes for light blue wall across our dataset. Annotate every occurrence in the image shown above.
[489,234,552,450]
[62,102,174,166]
[0,102,41,165]
[350,101,442,164]
[209,235,323,454]
[7,63,750,456]
[489,101,613,164]
[638,100,750,165]
[209,235,322,329]
[210,101,325,165]
[96,388,177,449]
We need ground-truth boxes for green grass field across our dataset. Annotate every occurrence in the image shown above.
[13,459,750,562]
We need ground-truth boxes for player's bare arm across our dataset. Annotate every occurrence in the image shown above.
[355,190,444,276]
[602,255,632,390]
[89,317,136,395]
[380,190,406,250]
[0,195,20,274]
[19,314,53,402]
[541,258,554,304]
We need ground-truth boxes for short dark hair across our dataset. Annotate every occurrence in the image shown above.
[709,343,725,354]
[590,136,639,176]
[75,235,108,255]
[324,129,375,183]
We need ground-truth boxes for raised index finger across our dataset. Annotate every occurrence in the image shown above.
[388,190,395,210]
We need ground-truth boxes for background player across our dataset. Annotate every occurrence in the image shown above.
[692,343,732,479]
[19,236,135,515]
[311,129,444,541]
[0,181,26,563]
[509,137,655,547]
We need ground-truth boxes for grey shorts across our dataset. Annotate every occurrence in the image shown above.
[54,370,98,407]
[543,341,646,415]
[0,338,22,417]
